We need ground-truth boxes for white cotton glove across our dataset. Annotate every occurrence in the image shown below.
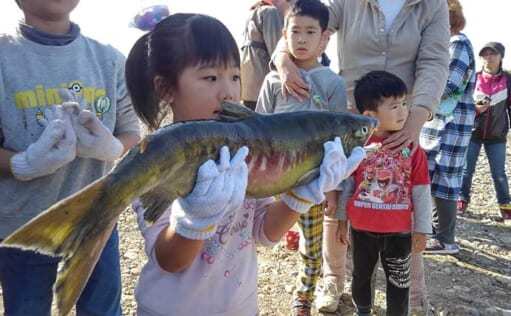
[171,146,249,240]
[63,102,124,161]
[281,137,366,214]
[10,106,77,181]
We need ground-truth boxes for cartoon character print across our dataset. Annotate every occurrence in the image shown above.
[200,199,256,265]
[355,148,412,207]
[65,81,112,120]
[68,81,83,96]
[94,96,112,120]
[34,81,112,126]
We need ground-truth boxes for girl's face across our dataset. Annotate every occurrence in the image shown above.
[481,49,502,73]
[169,64,241,122]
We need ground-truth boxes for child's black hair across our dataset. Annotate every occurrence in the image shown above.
[125,13,240,130]
[354,71,408,114]
[285,0,329,31]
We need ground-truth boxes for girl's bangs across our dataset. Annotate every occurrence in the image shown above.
[187,15,240,69]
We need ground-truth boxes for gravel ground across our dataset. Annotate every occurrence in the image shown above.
[1,138,510,315]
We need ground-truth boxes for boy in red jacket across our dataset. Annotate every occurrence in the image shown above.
[337,71,432,316]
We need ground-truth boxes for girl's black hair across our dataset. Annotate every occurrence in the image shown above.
[354,71,408,114]
[126,13,240,130]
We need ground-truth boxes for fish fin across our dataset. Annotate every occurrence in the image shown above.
[295,168,320,187]
[54,222,116,316]
[218,101,259,122]
[2,177,108,257]
[1,177,112,315]
[141,189,174,224]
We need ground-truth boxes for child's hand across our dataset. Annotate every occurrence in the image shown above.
[171,146,249,240]
[63,103,124,162]
[10,107,76,181]
[337,220,349,246]
[412,233,427,253]
[324,191,339,216]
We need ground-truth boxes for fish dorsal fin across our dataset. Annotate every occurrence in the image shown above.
[218,101,259,122]
[141,187,175,224]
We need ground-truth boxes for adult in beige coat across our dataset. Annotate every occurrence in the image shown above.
[273,0,450,314]
[240,0,293,110]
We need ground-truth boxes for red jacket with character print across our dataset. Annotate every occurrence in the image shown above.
[347,135,430,233]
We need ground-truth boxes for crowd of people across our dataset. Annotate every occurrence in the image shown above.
[0,0,509,315]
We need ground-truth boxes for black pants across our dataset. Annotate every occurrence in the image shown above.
[351,228,411,316]
[432,197,457,244]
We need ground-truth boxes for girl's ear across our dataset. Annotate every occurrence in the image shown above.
[282,28,287,40]
[153,75,174,104]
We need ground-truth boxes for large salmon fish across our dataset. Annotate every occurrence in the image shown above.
[1,102,377,315]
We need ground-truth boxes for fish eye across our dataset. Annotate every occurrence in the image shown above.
[354,126,370,139]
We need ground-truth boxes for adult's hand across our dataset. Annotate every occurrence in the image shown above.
[336,220,350,246]
[382,106,430,153]
[475,100,490,114]
[274,51,309,101]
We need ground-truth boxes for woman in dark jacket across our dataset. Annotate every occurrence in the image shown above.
[459,42,511,220]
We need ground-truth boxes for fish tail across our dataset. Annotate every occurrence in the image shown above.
[2,177,109,256]
[1,177,115,315]
[54,222,116,315]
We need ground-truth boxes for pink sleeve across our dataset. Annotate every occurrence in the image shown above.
[252,197,279,247]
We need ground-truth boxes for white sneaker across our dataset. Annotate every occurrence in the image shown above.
[316,276,340,313]
[424,239,460,255]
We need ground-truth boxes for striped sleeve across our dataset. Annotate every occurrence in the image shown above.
[443,38,471,99]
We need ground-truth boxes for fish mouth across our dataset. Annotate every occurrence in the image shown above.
[363,124,377,145]
[363,142,381,153]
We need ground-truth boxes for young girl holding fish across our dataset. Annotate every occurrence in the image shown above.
[125,13,366,315]
[0,0,140,315]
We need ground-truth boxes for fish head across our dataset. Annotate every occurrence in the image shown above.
[331,112,378,155]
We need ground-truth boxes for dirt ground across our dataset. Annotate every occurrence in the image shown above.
[0,140,510,316]
[117,139,511,316]
[117,138,511,316]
